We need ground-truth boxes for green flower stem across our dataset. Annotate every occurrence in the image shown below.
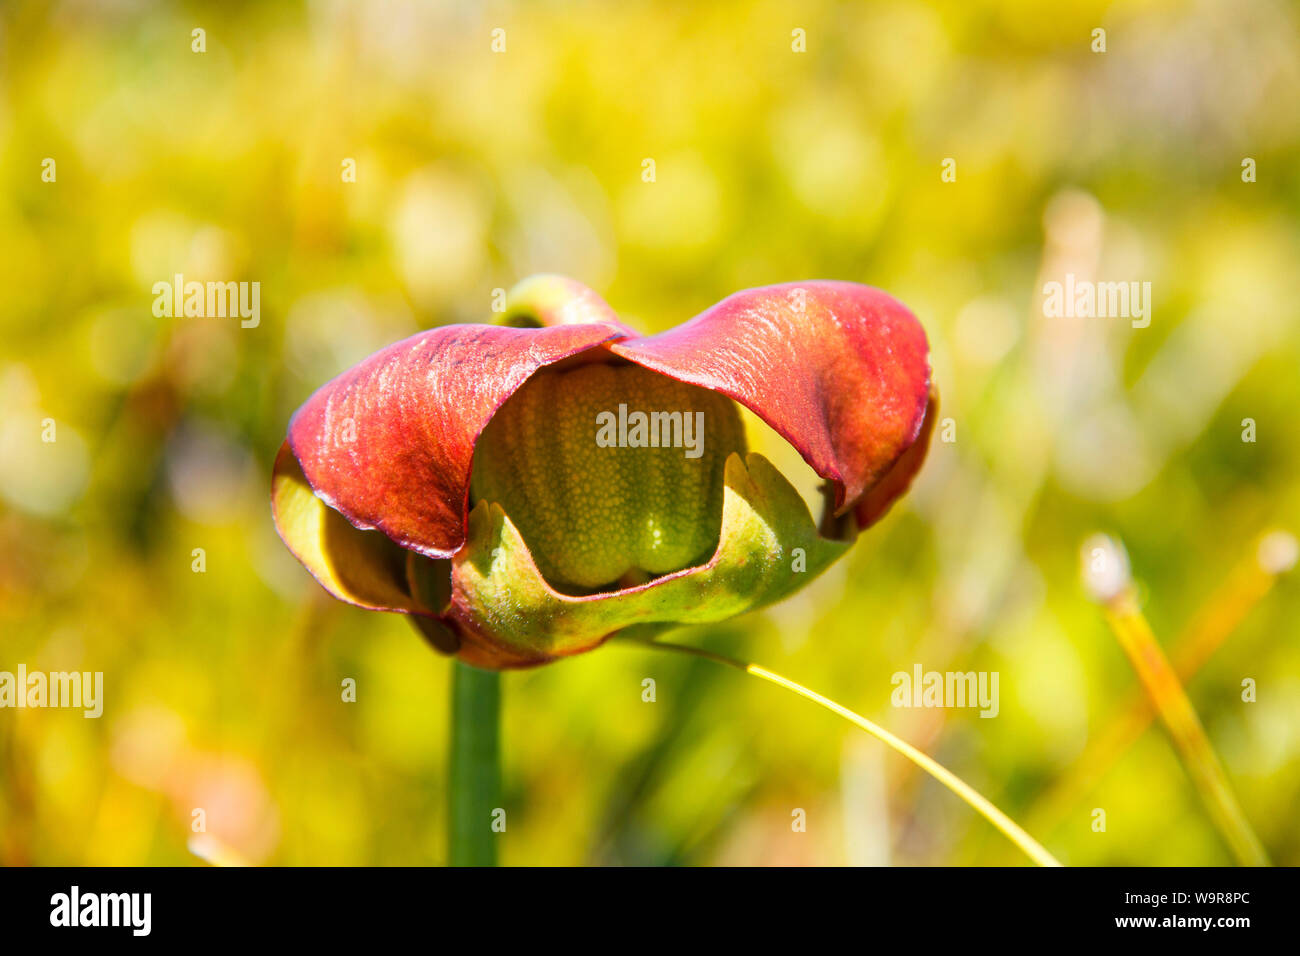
[448,661,502,867]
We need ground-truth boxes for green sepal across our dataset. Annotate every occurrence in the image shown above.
[271,442,418,612]
[273,441,461,655]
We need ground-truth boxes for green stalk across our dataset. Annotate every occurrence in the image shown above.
[448,661,502,866]
[624,637,1061,867]
[1101,588,1268,866]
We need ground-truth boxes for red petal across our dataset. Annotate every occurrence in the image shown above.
[611,282,931,521]
[287,322,622,557]
[853,387,938,528]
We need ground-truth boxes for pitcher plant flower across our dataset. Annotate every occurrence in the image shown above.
[272,276,936,669]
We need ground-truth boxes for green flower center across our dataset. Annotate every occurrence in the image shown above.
[470,360,747,592]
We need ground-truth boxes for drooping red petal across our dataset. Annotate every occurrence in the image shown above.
[853,387,937,528]
[610,282,931,522]
[287,322,623,558]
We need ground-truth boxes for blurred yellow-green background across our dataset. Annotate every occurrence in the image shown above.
[3,0,1299,866]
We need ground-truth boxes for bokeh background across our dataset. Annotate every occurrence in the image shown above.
[3,0,1299,866]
